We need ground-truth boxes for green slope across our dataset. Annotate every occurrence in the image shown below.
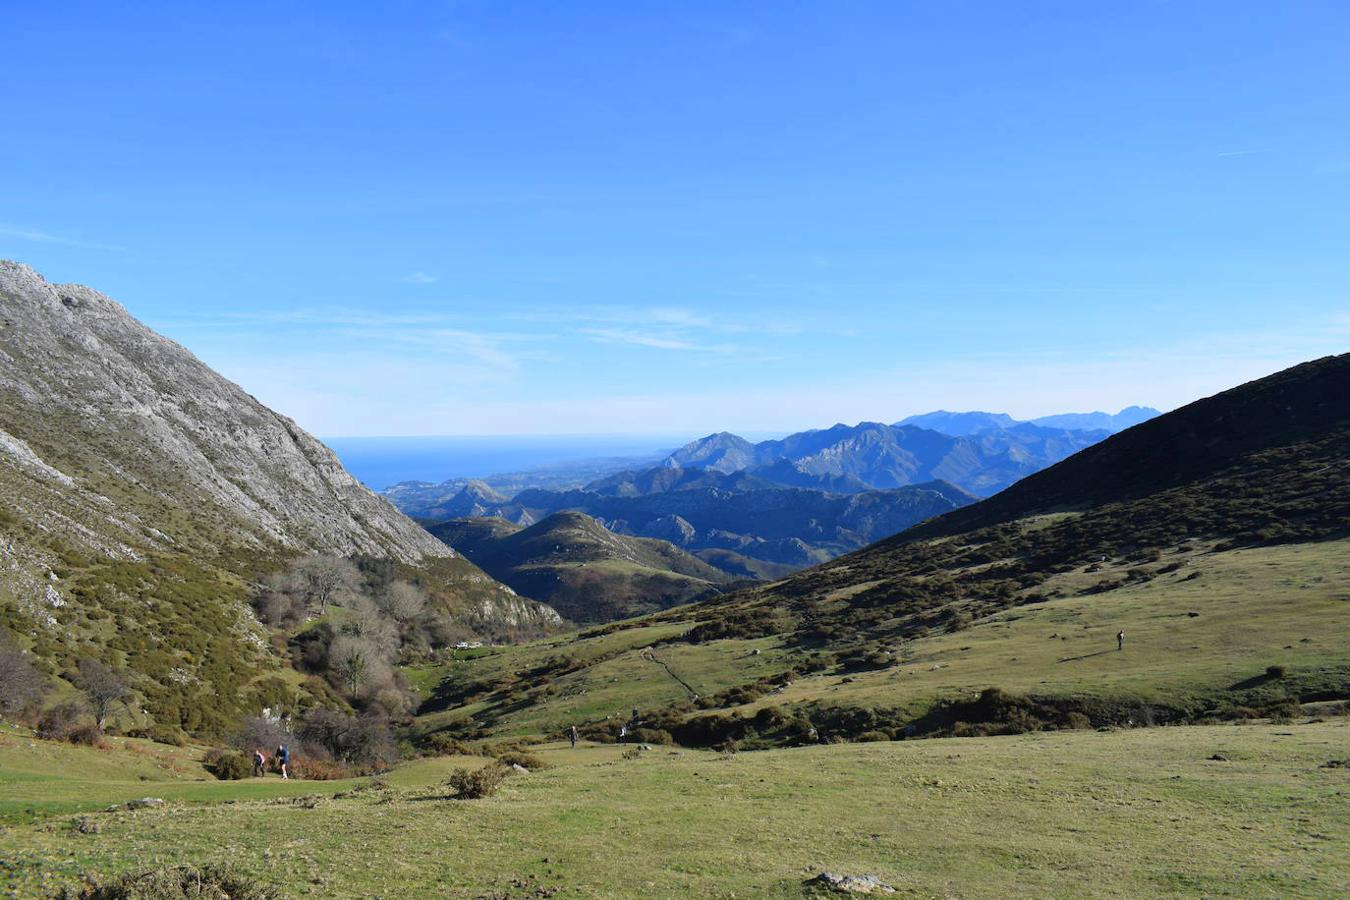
[428,511,738,624]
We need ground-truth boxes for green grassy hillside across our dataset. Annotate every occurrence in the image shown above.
[429,511,737,624]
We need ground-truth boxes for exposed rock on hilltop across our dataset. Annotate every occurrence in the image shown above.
[0,261,449,563]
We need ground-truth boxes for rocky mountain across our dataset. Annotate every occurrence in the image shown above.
[0,262,557,728]
[1028,405,1160,432]
[898,406,1160,436]
[659,420,1109,496]
[428,511,737,623]
[895,410,1019,435]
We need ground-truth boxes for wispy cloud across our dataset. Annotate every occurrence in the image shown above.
[1215,149,1267,158]
[399,271,439,284]
[0,223,125,251]
[578,327,735,352]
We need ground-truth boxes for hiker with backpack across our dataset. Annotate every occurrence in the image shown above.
[277,743,291,780]
[568,725,579,749]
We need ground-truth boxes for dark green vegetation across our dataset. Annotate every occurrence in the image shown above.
[428,511,738,623]
[411,354,1350,750]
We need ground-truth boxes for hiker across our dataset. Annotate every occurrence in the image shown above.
[1117,630,1125,651]
[252,748,266,778]
[568,725,579,749]
[277,743,291,780]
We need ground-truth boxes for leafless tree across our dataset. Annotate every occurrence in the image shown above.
[74,658,130,729]
[327,635,385,697]
[292,554,360,614]
[378,581,426,624]
[0,636,47,719]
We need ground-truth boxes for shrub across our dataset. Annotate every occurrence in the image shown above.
[203,748,253,781]
[446,763,512,799]
[66,722,105,746]
[426,732,475,756]
[1064,712,1093,730]
[495,751,548,771]
[291,758,359,780]
[855,730,892,743]
[61,863,269,899]
[38,701,98,743]
[129,724,189,747]
[1266,664,1288,679]
[630,727,674,746]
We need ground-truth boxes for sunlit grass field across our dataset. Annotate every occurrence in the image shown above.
[2,720,1346,897]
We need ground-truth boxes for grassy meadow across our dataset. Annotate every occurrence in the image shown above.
[1,720,1346,897]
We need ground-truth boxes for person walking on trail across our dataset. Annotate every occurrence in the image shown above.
[277,743,291,780]
[568,725,579,749]
[1117,630,1125,651]
[252,748,266,778]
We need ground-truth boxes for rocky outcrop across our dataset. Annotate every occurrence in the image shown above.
[0,261,450,563]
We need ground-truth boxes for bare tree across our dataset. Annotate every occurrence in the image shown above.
[292,555,360,614]
[378,581,426,624]
[327,635,381,697]
[0,636,47,719]
[74,658,130,729]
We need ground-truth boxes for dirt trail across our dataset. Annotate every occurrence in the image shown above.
[639,648,698,699]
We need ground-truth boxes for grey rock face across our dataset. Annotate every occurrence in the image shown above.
[0,261,450,563]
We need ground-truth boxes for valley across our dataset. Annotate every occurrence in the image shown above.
[0,264,1345,898]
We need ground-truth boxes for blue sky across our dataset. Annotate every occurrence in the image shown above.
[3,1,1347,436]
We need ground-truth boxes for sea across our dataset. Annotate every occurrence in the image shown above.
[321,434,696,491]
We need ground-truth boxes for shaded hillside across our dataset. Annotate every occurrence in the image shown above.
[416,357,1350,747]
[428,511,737,624]
[0,262,556,732]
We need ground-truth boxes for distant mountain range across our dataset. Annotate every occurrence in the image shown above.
[391,407,1160,588]
[896,406,1158,436]
[662,420,1124,496]
[413,479,974,586]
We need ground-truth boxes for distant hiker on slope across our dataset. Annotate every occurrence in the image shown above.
[568,725,579,749]
[277,743,291,780]
[1117,630,1125,651]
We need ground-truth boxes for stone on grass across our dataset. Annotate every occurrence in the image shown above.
[809,872,897,894]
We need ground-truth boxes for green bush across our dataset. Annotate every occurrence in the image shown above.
[129,724,189,747]
[426,733,476,756]
[203,748,252,781]
[446,763,512,799]
[495,751,549,771]
[855,730,892,743]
